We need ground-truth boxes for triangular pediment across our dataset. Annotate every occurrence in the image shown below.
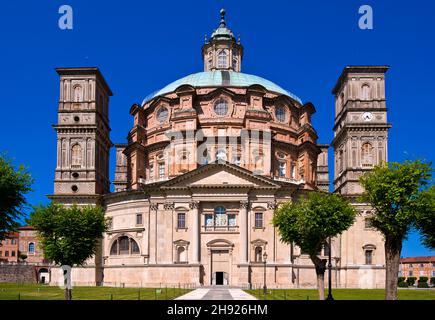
[160,161,279,189]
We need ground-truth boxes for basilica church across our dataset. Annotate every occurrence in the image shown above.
[49,9,391,289]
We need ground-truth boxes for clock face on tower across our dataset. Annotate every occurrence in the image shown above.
[362,112,373,122]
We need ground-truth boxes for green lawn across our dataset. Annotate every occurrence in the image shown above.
[0,283,192,300]
[245,288,435,300]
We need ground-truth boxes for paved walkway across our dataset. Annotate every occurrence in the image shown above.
[175,288,257,300]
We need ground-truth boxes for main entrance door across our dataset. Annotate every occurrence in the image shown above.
[211,250,230,285]
[216,272,224,285]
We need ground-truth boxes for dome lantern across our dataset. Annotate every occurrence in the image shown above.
[202,8,243,72]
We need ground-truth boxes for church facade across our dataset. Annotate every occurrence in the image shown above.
[49,9,391,289]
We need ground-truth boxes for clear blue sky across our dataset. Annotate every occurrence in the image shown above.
[0,0,434,257]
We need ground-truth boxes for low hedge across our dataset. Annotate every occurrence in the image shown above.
[406,277,417,286]
[398,277,406,284]
[430,277,435,286]
[398,281,409,288]
[417,276,429,288]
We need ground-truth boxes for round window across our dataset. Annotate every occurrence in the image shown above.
[275,106,286,123]
[214,99,228,116]
[157,107,168,123]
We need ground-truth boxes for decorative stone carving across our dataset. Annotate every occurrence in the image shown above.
[239,200,250,209]
[164,202,175,210]
[189,201,199,209]
[267,201,277,210]
[149,203,159,211]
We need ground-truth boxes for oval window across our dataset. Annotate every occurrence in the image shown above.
[214,99,228,116]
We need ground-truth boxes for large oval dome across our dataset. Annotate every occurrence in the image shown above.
[142,71,302,105]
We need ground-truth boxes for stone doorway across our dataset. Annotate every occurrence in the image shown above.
[211,250,230,285]
[216,272,224,285]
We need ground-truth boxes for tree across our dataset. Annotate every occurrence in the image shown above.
[0,154,33,241]
[273,192,356,300]
[415,186,435,249]
[29,203,108,300]
[360,160,434,300]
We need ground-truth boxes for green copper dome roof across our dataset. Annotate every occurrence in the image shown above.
[142,71,302,105]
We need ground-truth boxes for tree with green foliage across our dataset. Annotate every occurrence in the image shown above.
[29,203,108,300]
[273,192,356,300]
[360,160,435,300]
[415,186,435,249]
[0,154,33,241]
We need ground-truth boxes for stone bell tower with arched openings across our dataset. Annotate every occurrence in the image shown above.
[332,66,392,196]
[51,68,112,205]
[332,66,392,287]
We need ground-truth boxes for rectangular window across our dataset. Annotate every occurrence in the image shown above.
[177,213,186,229]
[11,239,17,245]
[136,213,143,225]
[420,263,424,268]
[278,162,286,177]
[228,214,236,226]
[11,251,15,257]
[364,218,372,229]
[158,162,165,178]
[0,251,2,256]
[409,271,413,276]
[432,270,435,277]
[290,163,296,179]
[205,214,214,227]
[149,165,154,179]
[5,251,9,257]
[255,213,264,228]
[365,250,373,265]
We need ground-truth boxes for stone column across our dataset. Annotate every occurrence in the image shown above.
[189,201,200,264]
[240,201,249,263]
[149,203,159,264]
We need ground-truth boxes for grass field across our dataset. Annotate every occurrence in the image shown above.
[245,288,435,300]
[0,283,192,300]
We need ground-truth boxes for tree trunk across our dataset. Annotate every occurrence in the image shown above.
[310,255,327,300]
[64,288,72,300]
[384,235,402,300]
[63,266,72,300]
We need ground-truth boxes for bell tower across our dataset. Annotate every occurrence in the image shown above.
[51,68,112,204]
[332,66,392,196]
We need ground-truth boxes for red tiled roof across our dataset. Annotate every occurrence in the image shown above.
[4,232,19,238]
[400,256,435,263]
[18,226,35,230]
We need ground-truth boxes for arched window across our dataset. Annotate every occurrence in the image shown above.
[110,236,140,255]
[157,107,168,123]
[28,242,35,254]
[362,142,373,165]
[214,99,228,116]
[73,85,83,102]
[214,206,227,227]
[255,247,263,262]
[339,149,344,172]
[232,57,238,70]
[362,85,371,100]
[71,144,82,167]
[275,106,286,123]
[217,50,228,68]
